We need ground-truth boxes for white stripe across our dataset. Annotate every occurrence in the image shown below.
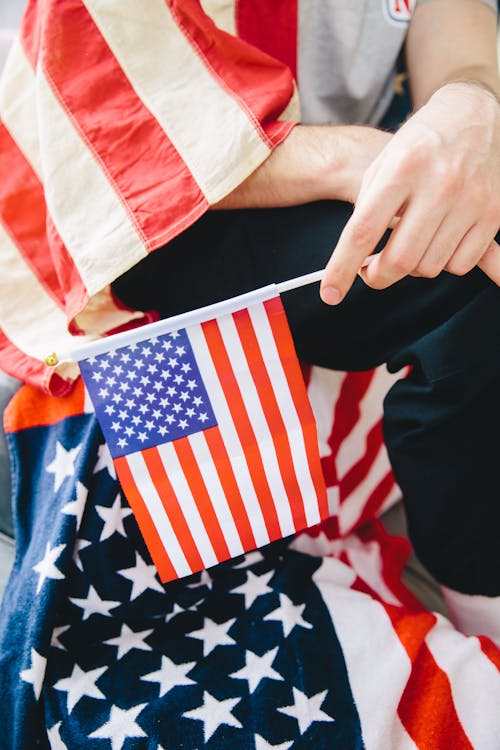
[125,451,192,578]
[338,445,391,536]
[83,0,272,204]
[336,368,398,482]
[36,71,147,295]
[156,441,218,569]
[0,223,86,360]
[426,616,500,750]
[187,323,270,546]
[313,559,418,750]
[307,368,346,458]
[217,311,296,537]
[0,38,42,176]
[189,431,244,558]
[199,0,237,36]
[345,535,402,607]
[248,303,321,527]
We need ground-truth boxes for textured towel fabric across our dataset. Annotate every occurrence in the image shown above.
[1,368,499,750]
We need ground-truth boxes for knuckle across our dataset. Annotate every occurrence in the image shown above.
[445,257,474,277]
[349,217,375,250]
[385,253,414,276]
[415,260,442,279]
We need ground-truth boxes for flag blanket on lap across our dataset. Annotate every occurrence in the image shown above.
[1,371,499,750]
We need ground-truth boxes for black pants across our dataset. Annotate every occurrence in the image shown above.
[113,201,500,596]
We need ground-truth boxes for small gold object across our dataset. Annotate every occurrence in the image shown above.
[394,72,408,97]
[44,352,59,367]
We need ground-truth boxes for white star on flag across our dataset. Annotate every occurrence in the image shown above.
[20,648,47,700]
[230,647,284,694]
[264,593,313,637]
[53,664,107,712]
[69,585,121,620]
[104,623,154,659]
[89,703,148,750]
[95,494,133,541]
[93,442,117,478]
[33,542,66,593]
[47,722,69,750]
[183,691,242,741]
[73,538,92,571]
[117,551,165,600]
[233,550,264,569]
[189,617,236,657]
[61,481,88,531]
[230,569,274,608]
[254,734,294,750]
[141,655,196,696]
[277,688,334,734]
[46,441,81,491]
[187,569,213,590]
[51,625,71,651]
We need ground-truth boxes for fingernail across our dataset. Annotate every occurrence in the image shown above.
[360,255,376,268]
[320,286,342,305]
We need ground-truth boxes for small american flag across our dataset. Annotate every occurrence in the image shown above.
[78,286,328,582]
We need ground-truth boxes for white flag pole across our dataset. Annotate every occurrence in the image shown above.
[276,268,324,294]
[45,269,325,366]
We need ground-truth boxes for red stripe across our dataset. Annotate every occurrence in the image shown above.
[168,0,296,140]
[23,0,207,249]
[0,121,74,307]
[236,0,298,80]
[173,435,231,563]
[203,426,256,551]
[3,372,83,433]
[383,605,473,749]
[264,297,329,520]
[233,306,307,531]
[201,317,282,541]
[114,455,178,583]
[477,636,500,671]
[399,641,473,749]
[354,470,398,533]
[338,419,385,501]
[328,371,376,462]
[141,445,204,574]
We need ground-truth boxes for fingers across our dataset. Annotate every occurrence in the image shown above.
[320,182,409,304]
[478,239,500,285]
[357,200,446,289]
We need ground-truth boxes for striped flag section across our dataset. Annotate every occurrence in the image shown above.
[77,287,328,582]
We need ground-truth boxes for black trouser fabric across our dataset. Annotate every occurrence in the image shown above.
[113,201,500,596]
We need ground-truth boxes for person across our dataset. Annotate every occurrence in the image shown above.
[111,0,500,642]
[0,3,499,746]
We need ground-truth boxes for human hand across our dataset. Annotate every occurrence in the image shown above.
[320,82,500,305]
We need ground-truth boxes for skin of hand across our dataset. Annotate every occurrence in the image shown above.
[320,0,500,305]
[320,82,500,305]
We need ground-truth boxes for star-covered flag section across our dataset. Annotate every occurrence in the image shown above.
[77,286,328,583]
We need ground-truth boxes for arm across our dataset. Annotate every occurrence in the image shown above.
[213,124,392,210]
[320,0,500,305]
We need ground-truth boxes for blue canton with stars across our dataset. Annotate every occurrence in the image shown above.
[0,406,365,749]
[79,330,217,458]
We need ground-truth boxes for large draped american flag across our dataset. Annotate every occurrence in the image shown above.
[1,2,499,749]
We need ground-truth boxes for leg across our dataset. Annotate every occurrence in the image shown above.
[113,202,500,598]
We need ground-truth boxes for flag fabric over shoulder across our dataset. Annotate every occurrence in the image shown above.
[76,284,328,582]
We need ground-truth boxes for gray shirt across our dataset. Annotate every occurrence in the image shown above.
[297,0,498,125]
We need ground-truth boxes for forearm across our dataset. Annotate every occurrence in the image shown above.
[213,124,391,210]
